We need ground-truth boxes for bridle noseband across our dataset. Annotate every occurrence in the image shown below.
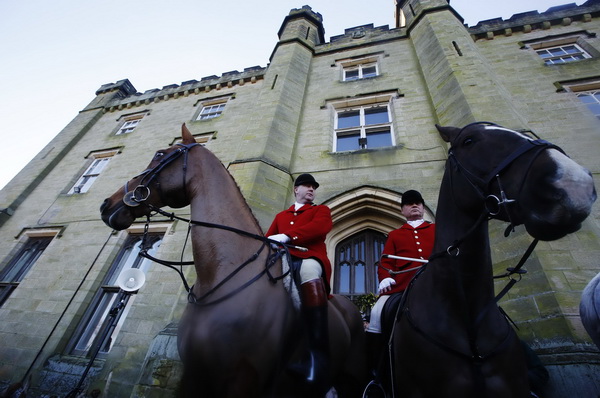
[445,122,565,244]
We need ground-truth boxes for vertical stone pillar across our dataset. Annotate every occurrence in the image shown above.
[228,7,325,228]
[397,0,529,129]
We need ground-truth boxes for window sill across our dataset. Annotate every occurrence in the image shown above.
[329,145,397,155]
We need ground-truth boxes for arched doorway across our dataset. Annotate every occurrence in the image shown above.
[324,186,435,298]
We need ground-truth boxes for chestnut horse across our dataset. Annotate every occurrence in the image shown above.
[389,123,596,397]
[100,124,365,397]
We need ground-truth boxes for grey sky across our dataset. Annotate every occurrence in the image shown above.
[0,0,579,189]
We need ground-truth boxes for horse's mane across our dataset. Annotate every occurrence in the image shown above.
[201,145,264,233]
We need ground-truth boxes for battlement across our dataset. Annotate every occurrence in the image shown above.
[468,0,600,40]
[98,66,265,112]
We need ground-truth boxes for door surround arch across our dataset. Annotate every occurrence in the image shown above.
[323,185,435,280]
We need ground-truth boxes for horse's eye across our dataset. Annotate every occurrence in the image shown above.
[463,138,473,146]
[154,152,165,159]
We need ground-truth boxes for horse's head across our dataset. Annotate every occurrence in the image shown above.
[100,124,198,230]
[436,122,596,241]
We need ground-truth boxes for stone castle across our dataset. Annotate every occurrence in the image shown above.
[1,0,599,396]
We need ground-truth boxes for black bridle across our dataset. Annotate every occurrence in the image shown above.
[433,122,565,261]
[120,142,290,306]
[122,142,200,207]
[392,123,567,396]
[430,122,566,314]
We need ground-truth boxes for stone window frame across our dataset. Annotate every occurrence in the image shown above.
[559,78,600,120]
[67,148,121,195]
[0,228,61,307]
[336,53,382,82]
[67,223,170,357]
[330,92,397,152]
[522,32,597,65]
[193,94,234,121]
[170,131,217,146]
[113,110,149,135]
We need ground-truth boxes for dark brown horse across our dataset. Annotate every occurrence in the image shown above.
[390,123,596,397]
[100,124,366,397]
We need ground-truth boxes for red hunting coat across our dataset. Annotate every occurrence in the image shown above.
[378,221,436,295]
[266,203,333,288]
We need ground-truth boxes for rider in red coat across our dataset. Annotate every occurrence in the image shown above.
[365,189,436,396]
[266,173,333,395]
[378,216,435,295]
[266,198,332,291]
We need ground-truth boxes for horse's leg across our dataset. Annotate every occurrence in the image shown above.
[328,295,368,398]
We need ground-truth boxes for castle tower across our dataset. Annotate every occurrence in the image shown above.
[397,0,530,129]
[227,6,325,225]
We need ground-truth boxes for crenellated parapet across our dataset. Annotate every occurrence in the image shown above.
[100,66,265,113]
[468,0,600,40]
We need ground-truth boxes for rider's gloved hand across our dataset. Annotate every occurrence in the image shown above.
[378,277,396,294]
[268,233,290,249]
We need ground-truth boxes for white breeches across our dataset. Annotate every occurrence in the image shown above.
[300,258,323,283]
[365,295,391,334]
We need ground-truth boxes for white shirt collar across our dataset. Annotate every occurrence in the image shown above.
[407,219,425,228]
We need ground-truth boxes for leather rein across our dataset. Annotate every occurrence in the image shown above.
[121,142,290,306]
[399,123,565,371]
[431,122,566,293]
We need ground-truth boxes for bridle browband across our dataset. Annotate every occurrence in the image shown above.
[120,142,291,306]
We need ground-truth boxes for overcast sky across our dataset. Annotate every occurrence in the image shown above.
[0,0,581,190]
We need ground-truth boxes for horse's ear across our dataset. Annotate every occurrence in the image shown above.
[435,124,460,143]
[181,123,195,144]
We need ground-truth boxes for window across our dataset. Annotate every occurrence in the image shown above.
[333,97,395,152]
[576,90,600,119]
[560,79,600,120]
[68,149,118,194]
[339,56,380,81]
[343,62,378,81]
[114,112,148,135]
[536,44,591,65]
[171,131,216,146]
[70,233,163,356]
[527,34,594,65]
[0,231,58,306]
[193,95,233,121]
[197,103,226,120]
[334,230,385,300]
[117,119,141,135]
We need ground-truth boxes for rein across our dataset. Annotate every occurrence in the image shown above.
[431,122,561,287]
[123,142,291,306]
[137,205,292,307]
[396,123,560,383]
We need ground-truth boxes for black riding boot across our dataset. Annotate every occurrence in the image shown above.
[295,278,331,396]
[364,331,388,398]
[366,331,384,379]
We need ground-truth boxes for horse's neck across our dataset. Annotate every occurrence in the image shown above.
[429,184,496,306]
[187,151,264,287]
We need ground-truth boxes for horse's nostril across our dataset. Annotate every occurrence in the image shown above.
[100,199,109,212]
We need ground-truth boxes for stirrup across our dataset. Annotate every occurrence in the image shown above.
[363,380,388,398]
